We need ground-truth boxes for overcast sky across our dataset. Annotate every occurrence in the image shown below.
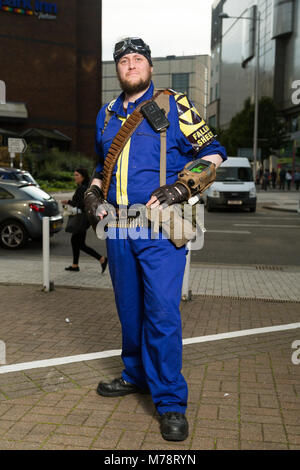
[102,0,215,61]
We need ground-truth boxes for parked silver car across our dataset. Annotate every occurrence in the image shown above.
[0,181,63,249]
[0,167,39,187]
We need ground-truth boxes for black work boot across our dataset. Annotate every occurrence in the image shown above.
[97,377,149,397]
[160,412,189,441]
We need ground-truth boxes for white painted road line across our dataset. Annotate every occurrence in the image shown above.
[1,322,300,375]
[240,217,298,220]
[207,230,251,234]
[182,323,300,345]
[0,349,122,375]
[234,224,300,228]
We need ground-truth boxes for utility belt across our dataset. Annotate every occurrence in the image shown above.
[98,205,144,229]
[100,205,204,249]
[106,207,150,229]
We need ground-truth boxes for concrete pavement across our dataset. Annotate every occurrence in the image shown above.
[0,257,300,302]
[0,284,299,450]
[0,188,299,450]
[257,189,300,213]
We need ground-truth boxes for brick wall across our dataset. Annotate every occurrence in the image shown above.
[0,0,102,158]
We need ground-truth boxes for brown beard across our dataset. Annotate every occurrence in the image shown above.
[117,69,152,95]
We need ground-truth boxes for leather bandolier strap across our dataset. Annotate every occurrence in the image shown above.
[101,89,165,200]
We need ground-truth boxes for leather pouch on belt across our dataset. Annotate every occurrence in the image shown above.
[146,203,201,248]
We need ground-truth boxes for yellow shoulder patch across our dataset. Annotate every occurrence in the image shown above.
[174,93,214,151]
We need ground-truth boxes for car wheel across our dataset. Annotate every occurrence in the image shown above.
[0,220,29,249]
[249,206,256,213]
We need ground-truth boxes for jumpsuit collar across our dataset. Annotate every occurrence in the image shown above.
[110,81,155,117]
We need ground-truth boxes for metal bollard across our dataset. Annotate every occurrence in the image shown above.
[181,241,192,301]
[42,217,50,292]
[0,340,6,365]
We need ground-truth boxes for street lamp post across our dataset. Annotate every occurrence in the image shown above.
[219,10,261,181]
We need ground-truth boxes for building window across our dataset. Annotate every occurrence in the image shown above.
[291,114,300,132]
[209,115,216,129]
[215,83,219,100]
[172,73,189,95]
[210,87,213,103]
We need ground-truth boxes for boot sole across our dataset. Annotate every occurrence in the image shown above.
[97,387,150,397]
[161,431,189,442]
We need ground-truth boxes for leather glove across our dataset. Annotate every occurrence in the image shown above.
[151,182,190,208]
[84,185,105,229]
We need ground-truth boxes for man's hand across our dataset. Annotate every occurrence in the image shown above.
[146,182,190,209]
[84,185,106,227]
[87,178,108,220]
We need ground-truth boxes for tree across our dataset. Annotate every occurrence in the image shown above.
[213,97,286,162]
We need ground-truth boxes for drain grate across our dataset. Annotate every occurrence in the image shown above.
[255,265,284,271]
[190,293,300,304]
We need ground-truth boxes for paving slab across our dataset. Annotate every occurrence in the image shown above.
[1,257,300,302]
[0,285,299,450]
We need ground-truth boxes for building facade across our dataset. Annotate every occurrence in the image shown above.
[0,0,102,157]
[102,55,211,120]
[207,0,300,145]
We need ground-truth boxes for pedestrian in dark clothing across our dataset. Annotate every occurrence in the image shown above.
[62,168,107,273]
[286,170,292,191]
[262,169,269,191]
[271,169,277,189]
[279,168,286,190]
[295,169,300,190]
[256,167,263,185]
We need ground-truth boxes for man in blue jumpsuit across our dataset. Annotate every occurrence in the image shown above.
[85,38,227,441]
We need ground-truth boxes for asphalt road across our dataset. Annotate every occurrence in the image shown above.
[191,205,300,266]
[1,202,300,267]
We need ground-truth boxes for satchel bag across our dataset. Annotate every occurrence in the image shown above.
[65,210,89,234]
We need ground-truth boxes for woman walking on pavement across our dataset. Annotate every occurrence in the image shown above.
[62,168,107,273]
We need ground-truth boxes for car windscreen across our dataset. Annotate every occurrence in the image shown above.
[15,173,37,184]
[215,167,253,182]
[21,185,51,200]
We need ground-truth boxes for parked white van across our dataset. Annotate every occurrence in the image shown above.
[202,157,257,212]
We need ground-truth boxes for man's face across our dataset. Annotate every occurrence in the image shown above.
[117,53,153,94]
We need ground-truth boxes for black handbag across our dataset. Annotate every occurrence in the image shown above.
[65,211,89,234]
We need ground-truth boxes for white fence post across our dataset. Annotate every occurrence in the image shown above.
[42,217,50,292]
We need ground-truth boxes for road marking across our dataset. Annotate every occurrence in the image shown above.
[1,322,300,375]
[237,217,298,220]
[182,323,300,344]
[207,230,251,234]
[234,224,300,228]
[0,350,122,375]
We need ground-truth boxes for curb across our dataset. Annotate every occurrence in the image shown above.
[1,281,300,303]
[262,205,298,213]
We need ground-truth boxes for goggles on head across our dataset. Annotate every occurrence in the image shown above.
[113,37,152,65]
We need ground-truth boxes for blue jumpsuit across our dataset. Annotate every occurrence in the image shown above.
[95,81,227,415]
